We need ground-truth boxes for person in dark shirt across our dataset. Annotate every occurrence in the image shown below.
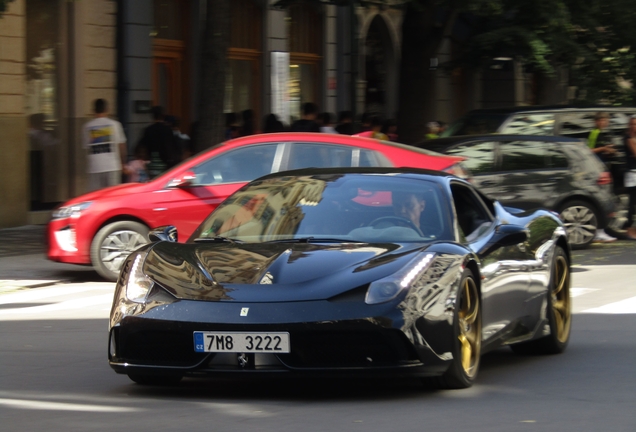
[624,116,636,239]
[290,102,321,132]
[263,113,285,133]
[335,111,354,135]
[138,106,176,178]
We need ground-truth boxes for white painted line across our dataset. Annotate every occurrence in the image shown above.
[583,296,636,314]
[0,398,141,412]
[0,284,113,305]
[0,294,113,315]
[570,288,599,298]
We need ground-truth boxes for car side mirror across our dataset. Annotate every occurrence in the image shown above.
[492,224,528,247]
[168,171,196,188]
[149,226,178,243]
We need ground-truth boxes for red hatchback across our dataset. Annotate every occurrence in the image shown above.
[48,132,466,280]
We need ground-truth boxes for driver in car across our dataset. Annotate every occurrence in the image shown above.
[392,191,426,231]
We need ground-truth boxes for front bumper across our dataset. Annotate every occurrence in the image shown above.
[108,300,453,378]
[47,219,91,264]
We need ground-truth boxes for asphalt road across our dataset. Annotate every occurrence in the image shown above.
[1,231,635,432]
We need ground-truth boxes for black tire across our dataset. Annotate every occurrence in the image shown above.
[90,221,149,281]
[127,373,183,386]
[558,200,599,250]
[429,269,482,389]
[510,246,571,355]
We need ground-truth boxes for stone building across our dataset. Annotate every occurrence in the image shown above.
[0,0,569,228]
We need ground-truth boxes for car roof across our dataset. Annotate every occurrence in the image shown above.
[257,166,458,183]
[464,105,636,115]
[412,134,583,150]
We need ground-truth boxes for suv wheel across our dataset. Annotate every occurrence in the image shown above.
[558,200,598,249]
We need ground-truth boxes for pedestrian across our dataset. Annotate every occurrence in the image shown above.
[225,113,240,140]
[425,122,440,139]
[165,115,191,162]
[359,112,372,132]
[239,109,256,136]
[382,118,398,141]
[319,112,337,134]
[588,112,618,243]
[335,111,354,135]
[137,106,176,178]
[588,112,617,161]
[623,116,636,239]
[369,116,389,140]
[290,102,321,132]
[124,144,150,183]
[437,120,447,136]
[262,113,285,133]
[83,98,127,191]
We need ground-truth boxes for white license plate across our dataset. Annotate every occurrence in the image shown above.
[193,332,290,353]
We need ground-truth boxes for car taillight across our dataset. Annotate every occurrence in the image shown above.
[444,163,472,180]
[597,172,612,185]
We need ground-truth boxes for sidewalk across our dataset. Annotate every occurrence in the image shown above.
[0,225,62,293]
[0,225,47,258]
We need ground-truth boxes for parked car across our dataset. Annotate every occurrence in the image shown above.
[48,132,467,281]
[413,134,616,249]
[441,105,635,236]
[108,167,571,388]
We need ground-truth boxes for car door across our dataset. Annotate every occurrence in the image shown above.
[445,140,501,197]
[496,140,560,210]
[450,182,530,342]
[154,143,283,240]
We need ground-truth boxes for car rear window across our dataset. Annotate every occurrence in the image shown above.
[442,113,508,136]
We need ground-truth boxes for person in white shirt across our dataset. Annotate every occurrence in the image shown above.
[83,99,127,191]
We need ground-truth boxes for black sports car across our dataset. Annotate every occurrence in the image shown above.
[108,168,572,389]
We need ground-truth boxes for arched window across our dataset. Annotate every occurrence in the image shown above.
[288,3,323,121]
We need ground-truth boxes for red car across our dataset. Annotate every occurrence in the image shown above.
[48,132,466,280]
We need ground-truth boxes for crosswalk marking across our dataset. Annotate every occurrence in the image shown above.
[0,284,113,304]
[0,294,114,316]
[583,296,636,314]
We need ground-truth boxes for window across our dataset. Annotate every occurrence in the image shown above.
[225,0,263,120]
[446,141,496,175]
[500,141,548,172]
[450,184,493,243]
[500,113,555,135]
[193,145,278,185]
[358,149,391,167]
[288,3,323,122]
[287,144,352,170]
[546,145,569,169]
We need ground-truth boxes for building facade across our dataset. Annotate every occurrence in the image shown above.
[0,0,569,228]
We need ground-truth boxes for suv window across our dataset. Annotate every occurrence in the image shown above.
[546,144,569,169]
[500,113,555,135]
[558,111,634,142]
[500,141,548,171]
[192,144,278,185]
[446,141,496,175]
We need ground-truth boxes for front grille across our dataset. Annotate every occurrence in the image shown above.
[278,329,418,368]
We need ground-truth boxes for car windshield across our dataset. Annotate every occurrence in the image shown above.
[190,173,451,244]
[442,113,508,137]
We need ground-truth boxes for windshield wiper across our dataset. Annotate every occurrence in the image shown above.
[193,236,244,244]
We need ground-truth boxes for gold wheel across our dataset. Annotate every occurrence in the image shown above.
[457,276,481,378]
[552,255,571,343]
